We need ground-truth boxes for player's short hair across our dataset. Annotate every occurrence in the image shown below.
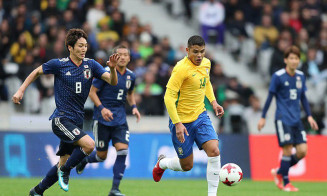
[284,45,300,58]
[187,35,205,48]
[65,28,88,51]
[112,45,130,55]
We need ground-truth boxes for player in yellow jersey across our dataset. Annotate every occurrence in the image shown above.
[152,35,224,196]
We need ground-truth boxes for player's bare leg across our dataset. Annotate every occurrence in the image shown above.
[58,135,94,191]
[202,140,221,196]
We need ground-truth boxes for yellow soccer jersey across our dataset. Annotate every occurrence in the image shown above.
[166,56,215,123]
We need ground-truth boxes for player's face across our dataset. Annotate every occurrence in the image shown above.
[186,45,205,66]
[70,38,87,61]
[284,53,300,70]
[116,48,130,68]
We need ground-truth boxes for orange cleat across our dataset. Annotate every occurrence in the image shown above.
[152,154,166,182]
[283,183,299,192]
[271,168,283,190]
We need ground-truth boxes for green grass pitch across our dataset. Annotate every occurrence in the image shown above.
[0,178,326,196]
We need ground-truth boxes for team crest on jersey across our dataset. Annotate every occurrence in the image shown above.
[83,65,92,79]
[296,76,302,89]
[72,128,80,136]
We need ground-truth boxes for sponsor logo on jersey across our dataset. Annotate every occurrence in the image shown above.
[284,81,289,86]
[65,71,71,76]
[72,128,80,135]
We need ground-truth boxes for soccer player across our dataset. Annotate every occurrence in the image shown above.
[257,45,318,192]
[75,45,140,196]
[12,28,119,195]
[152,35,224,196]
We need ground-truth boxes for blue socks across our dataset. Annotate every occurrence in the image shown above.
[62,147,88,172]
[277,156,291,185]
[35,165,58,194]
[290,154,300,167]
[112,149,128,191]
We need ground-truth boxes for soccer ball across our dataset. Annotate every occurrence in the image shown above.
[219,163,243,186]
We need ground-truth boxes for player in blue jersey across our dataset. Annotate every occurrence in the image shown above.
[257,45,318,192]
[12,28,119,195]
[75,45,140,196]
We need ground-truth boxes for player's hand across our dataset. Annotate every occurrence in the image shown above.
[101,108,114,121]
[12,89,24,104]
[308,116,319,131]
[107,53,120,69]
[132,108,141,123]
[175,122,189,143]
[257,118,266,131]
[212,101,224,118]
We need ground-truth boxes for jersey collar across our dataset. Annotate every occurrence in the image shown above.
[69,57,83,67]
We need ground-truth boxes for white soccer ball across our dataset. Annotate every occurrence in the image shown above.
[219,163,243,186]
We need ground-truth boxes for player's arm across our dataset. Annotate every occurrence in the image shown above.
[205,80,224,117]
[12,65,44,104]
[257,92,274,131]
[101,54,119,86]
[301,91,318,130]
[89,85,113,121]
[127,90,141,122]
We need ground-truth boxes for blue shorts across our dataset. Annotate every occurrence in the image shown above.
[275,120,307,147]
[52,117,86,156]
[169,111,218,159]
[93,120,130,151]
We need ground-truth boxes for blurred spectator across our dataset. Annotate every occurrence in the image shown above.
[269,39,291,76]
[199,0,225,45]
[227,77,254,107]
[10,31,33,64]
[277,12,297,40]
[86,1,106,32]
[253,14,279,49]
[136,71,164,115]
[243,0,262,25]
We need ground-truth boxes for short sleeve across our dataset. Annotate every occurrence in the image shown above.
[92,59,106,79]
[268,74,279,93]
[92,77,105,89]
[129,73,136,92]
[166,65,186,92]
[302,75,307,91]
[42,59,59,74]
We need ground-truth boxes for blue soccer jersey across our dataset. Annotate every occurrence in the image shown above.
[269,69,307,125]
[42,57,106,125]
[92,67,136,126]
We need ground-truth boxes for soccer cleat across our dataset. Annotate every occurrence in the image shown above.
[108,189,125,196]
[152,154,166,182]
[29,188,43,196]
[271,168,283,190]
[283,183,299,192]
[76,160,87,175]
[58,166,70,192]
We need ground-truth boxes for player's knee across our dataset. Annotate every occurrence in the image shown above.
[296,150,307,159]
[83,140,95,154]
[181,163,193,171]
[207,148,220,157]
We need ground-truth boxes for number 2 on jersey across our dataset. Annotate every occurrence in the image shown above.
[117,89,124,100]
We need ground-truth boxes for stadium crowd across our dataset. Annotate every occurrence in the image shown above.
[0,0,326,134]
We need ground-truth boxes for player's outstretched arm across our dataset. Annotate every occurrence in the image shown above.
[102,53,119,85]
[89,85,113,121]
[127,91,141,122]
[12,65,44,104]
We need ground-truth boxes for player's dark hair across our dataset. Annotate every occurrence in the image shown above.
[112,45,130,54]
[65,28,88,51]
[187,35,205,48]
[284,45,300,58]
